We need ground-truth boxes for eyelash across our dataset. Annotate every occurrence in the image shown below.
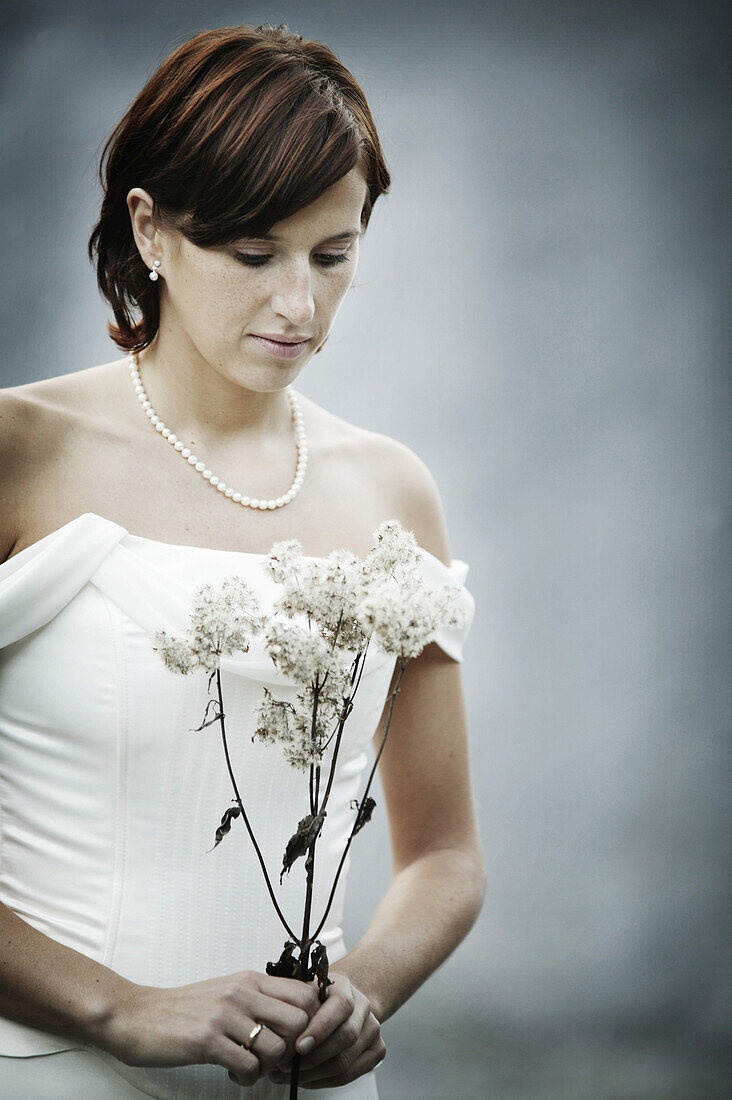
[234,252,351,269]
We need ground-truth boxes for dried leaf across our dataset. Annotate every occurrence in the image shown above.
[207,804,241,851]
[266,940,301,979]
[192,698,223,732]
[280,812,326,884]
[352,796,376,836]
[309,941,334,1002]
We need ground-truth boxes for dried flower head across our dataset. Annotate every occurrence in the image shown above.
[273,548,372,652]
[153,576,265,674]
[363,520,422,584]
[253,686,296,747]
[252,668,351,771]
[264,621,354,693]
[153,630,198,675]
[357,573,469,661]
[266,539,305,584]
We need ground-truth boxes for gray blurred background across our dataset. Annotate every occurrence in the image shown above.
[1,1,730,1097]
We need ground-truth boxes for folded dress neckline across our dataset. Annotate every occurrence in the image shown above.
[5,510,459,571]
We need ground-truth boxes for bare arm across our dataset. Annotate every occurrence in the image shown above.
[0,394,129,1040]
[0,899,134,1043]
[323,439,485,1021]
[331,647,486,1024]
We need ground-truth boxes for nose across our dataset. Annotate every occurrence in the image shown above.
[270,260,316,327]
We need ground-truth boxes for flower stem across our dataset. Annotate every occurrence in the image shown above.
[289,833,318,1099]
[350,636,371,697]
[289,1052,301,1099]
[311,658,407,943]
[319,722,345,816]
[215,669,298,942]
[317,642,370,816]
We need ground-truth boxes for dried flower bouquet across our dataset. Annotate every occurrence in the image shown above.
[152,520,467,1097]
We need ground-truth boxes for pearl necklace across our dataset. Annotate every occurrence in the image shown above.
[127,350,307,509]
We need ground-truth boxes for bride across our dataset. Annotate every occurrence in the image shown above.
[0,22,486,1098]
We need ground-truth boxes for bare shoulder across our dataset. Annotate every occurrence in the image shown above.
[2,360,123,412]
[300,396,453,566]
[1,360,121,424]
[364,429,453,566]
[0,361,123,558]
[0,383,52,558]
[0,362,120,459]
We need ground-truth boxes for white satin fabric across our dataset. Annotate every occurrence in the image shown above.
[0,512,475,1099]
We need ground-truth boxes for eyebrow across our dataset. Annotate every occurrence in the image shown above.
[247,228,362,244]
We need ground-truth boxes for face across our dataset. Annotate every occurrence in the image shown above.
[129,167,368,394]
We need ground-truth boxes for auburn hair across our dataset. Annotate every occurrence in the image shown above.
[87,23,391,352]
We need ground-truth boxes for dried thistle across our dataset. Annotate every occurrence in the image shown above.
[153,576,265,674]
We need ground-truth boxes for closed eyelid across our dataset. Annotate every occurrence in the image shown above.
[232,249,351,269]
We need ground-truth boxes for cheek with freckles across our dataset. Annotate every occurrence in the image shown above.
[172,253,263,349]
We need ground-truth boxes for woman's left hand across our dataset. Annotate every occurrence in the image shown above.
[266,972,386,1089]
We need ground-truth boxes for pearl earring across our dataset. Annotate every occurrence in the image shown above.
[149,260,161,281]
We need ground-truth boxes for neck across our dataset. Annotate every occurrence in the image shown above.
[133,331,294,448]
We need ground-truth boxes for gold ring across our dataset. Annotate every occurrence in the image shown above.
[241,1021,265,1051]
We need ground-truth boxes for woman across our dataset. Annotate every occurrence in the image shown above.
[0,23,485,1099]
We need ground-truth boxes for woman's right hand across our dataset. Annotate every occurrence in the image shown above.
[93,970,321,1087]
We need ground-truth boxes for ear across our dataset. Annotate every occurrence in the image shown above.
[126,187,159,270]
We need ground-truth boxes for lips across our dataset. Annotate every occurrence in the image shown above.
[252,334,311,344]
[249,334,310,359]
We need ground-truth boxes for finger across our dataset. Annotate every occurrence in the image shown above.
[212,1037,262,1087]
[257,974,321,1016]
[295,1015,378,1085]
[297,1003,374,1072]
[247,990,312,1041]
[273,1034,386,1089]
[270,1014,377,1084]
[228,1022,288,1074]
[293,977,356,1055]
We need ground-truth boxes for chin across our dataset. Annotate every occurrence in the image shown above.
[233,368,302,393]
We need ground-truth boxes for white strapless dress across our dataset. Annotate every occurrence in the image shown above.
[0,513,475,1099]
